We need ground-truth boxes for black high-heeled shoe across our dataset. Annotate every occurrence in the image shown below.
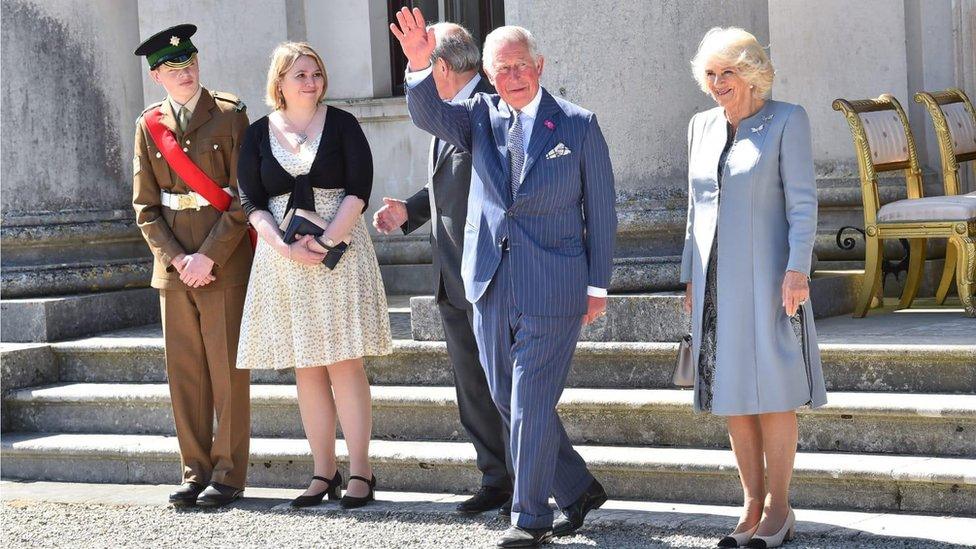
[290,470,342,508]
[339,474,376,509]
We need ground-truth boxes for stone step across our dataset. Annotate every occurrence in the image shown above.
[0,288,159,343]
[2,432,972,515]
[410,273,860,342]
[7,384,975,456]
[52,327,976,393]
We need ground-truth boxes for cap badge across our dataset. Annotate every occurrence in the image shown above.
[169,36,180,46]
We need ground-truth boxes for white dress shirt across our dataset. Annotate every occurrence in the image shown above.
[406,66,607,299]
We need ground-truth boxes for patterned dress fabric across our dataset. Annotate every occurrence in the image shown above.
[236,130,393,370]
[697,124,734,412]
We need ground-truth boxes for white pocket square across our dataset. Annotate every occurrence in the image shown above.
[545,143,572,159]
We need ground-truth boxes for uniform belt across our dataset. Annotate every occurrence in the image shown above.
[160,188,235,211]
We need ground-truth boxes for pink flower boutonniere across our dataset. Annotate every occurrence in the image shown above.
[544,119,555,131]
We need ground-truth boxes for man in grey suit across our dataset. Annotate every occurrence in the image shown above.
[391,8,617,547]
[374,22,513,516]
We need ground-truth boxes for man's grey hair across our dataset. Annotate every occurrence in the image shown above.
[428,23,481,73]
[482,25,540,75]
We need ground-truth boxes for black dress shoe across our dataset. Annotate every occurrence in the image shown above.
[498,498,513,518]
[291,471,342,508]
[168,481,205,507]
[339,474,376,509]
[497,525,552,548]
[552,478,607,537]
[196,482,243,508]
[456,486,512,515]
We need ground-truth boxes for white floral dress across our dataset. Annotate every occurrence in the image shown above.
[236,130,393,370]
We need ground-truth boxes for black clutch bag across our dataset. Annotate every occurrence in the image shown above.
[280,208,349,270]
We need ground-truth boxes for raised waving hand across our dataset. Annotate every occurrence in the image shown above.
[389,7,436,71]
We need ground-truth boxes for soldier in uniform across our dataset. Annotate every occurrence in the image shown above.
[132,24,252,508]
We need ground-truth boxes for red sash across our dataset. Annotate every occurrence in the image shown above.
[144,107,257,250]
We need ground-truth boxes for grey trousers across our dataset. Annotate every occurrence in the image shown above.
[438,296,512,491]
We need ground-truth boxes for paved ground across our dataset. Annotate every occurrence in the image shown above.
[815,301,975,345]
[2,482,972,548]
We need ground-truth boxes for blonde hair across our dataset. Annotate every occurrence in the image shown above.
[691,27,774,99]
[265,42,329,110]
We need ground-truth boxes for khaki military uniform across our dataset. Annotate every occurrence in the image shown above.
[132,87,252,489]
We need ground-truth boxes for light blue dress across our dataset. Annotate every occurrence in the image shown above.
[680,101,828,416]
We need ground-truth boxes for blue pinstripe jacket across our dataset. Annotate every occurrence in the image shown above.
[406,75,617,316]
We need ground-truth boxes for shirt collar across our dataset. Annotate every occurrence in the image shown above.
[168,85,203,115]
[450,73,482,104]
[500,86,543,120]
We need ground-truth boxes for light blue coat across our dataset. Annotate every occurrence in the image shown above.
[680,101,828,415]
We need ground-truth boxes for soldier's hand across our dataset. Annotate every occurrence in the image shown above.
[171,254,188,274]
[180,253,216,288]
[389,7,436,71]
[373,198,408,234]
[285,235,326,266]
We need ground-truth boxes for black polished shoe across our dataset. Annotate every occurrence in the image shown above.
[168,481,205,507]
[290,470,342,508]
[496,525,552,548]
[552,479,608,537]
[196,482,243,508]
[339,474,376,509]
[498,498,513,518]
[457,486,513,515]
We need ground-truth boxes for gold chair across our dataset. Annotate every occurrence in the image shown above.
[832,94,976,317]
[913,87,976,305]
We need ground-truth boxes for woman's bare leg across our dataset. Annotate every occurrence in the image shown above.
[295,366,339,496]
[328,357,373,498]
[727,415,766,533]
[755,411,798,535]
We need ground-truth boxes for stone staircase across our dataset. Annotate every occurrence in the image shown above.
[2,285,975,517]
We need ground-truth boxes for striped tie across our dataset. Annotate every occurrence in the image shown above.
[508,111,524,198]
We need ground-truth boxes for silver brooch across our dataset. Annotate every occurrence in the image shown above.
[751,114,775,134]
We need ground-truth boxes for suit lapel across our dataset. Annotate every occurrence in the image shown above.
[490,100,511,164]
[432,140,453,175]
[519,90,560,184]
[182,88,214,137]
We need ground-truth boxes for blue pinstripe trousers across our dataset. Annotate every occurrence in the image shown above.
[472,249,595,529]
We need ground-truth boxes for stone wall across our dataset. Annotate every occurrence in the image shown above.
[1,0,148,297]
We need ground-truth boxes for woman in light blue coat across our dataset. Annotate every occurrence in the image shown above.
[680,28,827,549]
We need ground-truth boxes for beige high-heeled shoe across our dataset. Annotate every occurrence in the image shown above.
[717,522,759,547]
[745,509,795,548]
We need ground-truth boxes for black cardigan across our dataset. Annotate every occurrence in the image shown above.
[238,106,373,216]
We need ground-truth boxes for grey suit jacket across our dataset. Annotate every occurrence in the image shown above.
[680,101,827,415]
[401,78,495,310]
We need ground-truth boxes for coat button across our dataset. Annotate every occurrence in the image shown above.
[182,147,189,152]
[185,139,191,145]
[213,144,219,150]
[155,152,161,158]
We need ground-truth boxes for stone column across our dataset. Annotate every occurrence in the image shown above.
[503,1,770,290]
[0,0,156,341]
[304,0,392,100]
[1,0,146,297]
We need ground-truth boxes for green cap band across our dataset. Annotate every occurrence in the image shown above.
[147,38,197,68]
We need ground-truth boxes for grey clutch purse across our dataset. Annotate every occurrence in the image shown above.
[672,333,694,388]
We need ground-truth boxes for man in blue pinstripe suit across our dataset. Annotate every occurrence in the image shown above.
[392,8,617,547]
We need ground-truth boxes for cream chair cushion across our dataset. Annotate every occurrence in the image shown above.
[877,194,976,223]
[860,110,910,164]
[941,102,976,155]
